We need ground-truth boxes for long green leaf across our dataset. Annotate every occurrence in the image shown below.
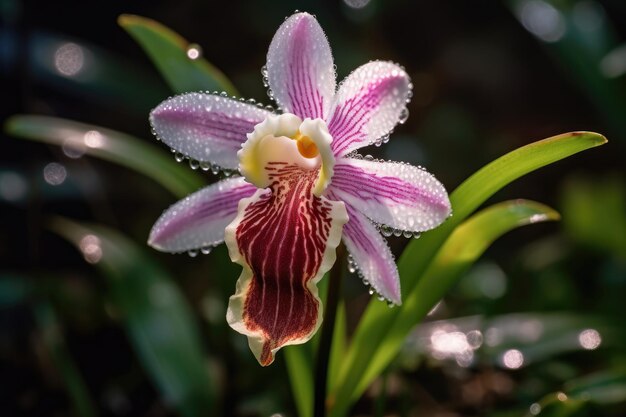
[329,201,560,416]
[118,14,238,96]
[330,131,606,416]
[284,345,314,417]
[49,217,216,417]
[5,115,204,198]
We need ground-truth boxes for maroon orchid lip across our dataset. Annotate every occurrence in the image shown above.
[148,11,451,365]
[225,163,347,366]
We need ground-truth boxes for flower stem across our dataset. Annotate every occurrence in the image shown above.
[314,244,345,417]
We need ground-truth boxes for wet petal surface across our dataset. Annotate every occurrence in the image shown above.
[150,93,271,170]
[328,61,411,156]
[329,157,451,232]
[266,13,336,120]
[338,201,401,304]
[149,177,256,253]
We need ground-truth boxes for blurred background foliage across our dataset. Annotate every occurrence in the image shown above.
[1,0,624,416]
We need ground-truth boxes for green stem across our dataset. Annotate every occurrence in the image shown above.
[314,245,345,417]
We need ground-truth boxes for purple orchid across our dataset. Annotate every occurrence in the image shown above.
[147,12,451,366]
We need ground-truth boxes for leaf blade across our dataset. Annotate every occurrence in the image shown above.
[5,115,204,198]
[118,14,238,96]
[330,131,606,416]
[49,217,216,417]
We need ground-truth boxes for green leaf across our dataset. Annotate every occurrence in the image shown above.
[284,345,314,417]
[330,131,606,416]
[118,14,238,96]
[5,115,204,198]
[328,302,347,394]
[49,217,216,417]
[566,370,626,405]
[35,303,98,417]
[330,200,560,416]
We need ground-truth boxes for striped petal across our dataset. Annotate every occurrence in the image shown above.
[225,164,348,366]
[266,12,336,120]
[329,157,451,232]
[148,177,256,253]
[150,93,272,170]
[328,61,411,156]
[339,202,401,304]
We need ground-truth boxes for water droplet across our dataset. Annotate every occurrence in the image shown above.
[403,230,413,239]
[188,159,200,170]
[380,225,393,237]
[188,249,199,257]
[398,108,409,124]
[211,165,220,175]
[261,65,268,78]
[364,154,374,161]
[201,246,213,255]
[220,91,228,97]
[393,228,403,237]
[368,288,375,295]
[200,161,211,171]
[174,152,185,163]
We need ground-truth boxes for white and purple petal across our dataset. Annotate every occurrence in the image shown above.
[338,201,401,304]
[150,93,272,170]
[328,157,451,232]
[328,61,411,156]
[148,177,256,253]
[266,12,336,120]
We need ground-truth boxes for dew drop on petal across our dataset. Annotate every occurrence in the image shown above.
[380,225,393,237]
[398,107,409,124]
[188,159,200,170]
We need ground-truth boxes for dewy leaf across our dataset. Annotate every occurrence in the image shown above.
[330,131,606,416]
[49,217,216,417]
[118,14,238,96]
[5,115,204,198]
[329,200,560,416]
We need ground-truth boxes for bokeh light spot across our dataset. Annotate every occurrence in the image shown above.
[502,349,524,369]
[54,43,85,76]
[578,328,601,350]
[43,163,67,186]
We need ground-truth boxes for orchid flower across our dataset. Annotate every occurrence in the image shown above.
[147,12,451,366]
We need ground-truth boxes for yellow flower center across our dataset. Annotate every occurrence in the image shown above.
[293,132,320,158]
